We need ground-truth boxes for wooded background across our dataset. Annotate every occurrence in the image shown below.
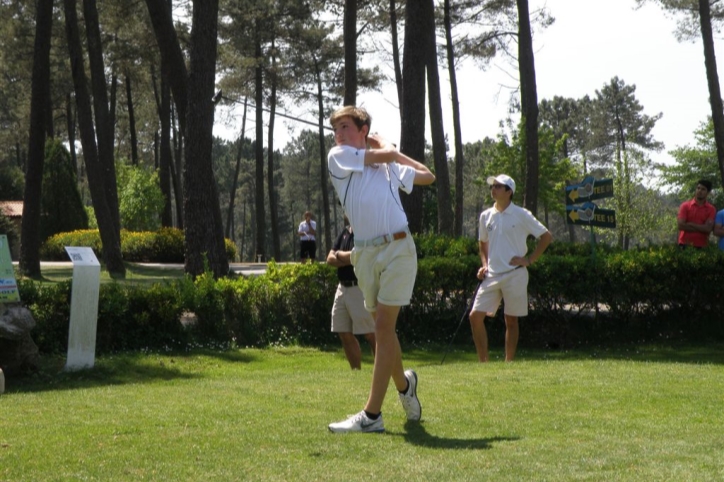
[2,0,723,279]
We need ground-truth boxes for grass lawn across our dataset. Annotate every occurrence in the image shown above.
[1,345,723,481]
[19,262,185,286]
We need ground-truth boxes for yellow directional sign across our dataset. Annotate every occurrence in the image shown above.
[565,177,614,205]
[566,202,616,228]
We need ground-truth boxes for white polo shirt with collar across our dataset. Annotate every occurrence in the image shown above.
[478,202,548,275]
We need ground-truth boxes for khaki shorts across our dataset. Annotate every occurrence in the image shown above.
[471,267,529,317]
[331,284,375,334]
[350,235,417,311]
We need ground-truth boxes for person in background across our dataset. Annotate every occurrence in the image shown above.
[714,206,724,251]
[469,174,552,363]
[297,211,317,263]
[327,220,376,370]
[677,180,715,249]
[326,105,435,433]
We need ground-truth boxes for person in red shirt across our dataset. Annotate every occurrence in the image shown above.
[677,179,716,248]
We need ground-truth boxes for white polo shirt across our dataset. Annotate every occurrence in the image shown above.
[298,220,316,241]
[478,203,548,275]
[327,145,415,240]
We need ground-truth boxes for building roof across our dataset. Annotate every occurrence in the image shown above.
[0,201,23,218]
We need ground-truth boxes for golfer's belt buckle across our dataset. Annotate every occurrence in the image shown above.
[360,230,407,247]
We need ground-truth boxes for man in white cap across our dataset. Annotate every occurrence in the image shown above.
[469,174,552,362]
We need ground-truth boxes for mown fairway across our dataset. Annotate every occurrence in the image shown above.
[1,345,723,481]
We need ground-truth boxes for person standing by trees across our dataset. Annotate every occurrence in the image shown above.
[326,219,376,370]
[326,106,435,433]
[297,211,317,263]
[469,174,552,363]
[677,180,715,249]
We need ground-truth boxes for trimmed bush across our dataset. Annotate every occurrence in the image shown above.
[19,242,724,355]
[40,228,237,263]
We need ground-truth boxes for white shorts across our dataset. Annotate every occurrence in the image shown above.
[350,235,417,311]
[330,284,375,334]
[471,267,529,317]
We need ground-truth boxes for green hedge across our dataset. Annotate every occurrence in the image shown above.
[40,228,237,263]
[18,244,724,355]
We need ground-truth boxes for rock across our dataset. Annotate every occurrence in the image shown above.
[0,304,40,375]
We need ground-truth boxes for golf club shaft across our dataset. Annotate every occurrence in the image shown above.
[440,280,482,365]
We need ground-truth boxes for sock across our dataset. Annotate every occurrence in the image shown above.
[399,380,410,395]
[364,410,381,420]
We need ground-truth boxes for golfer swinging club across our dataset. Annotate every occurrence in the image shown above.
[326,106,435,433]
[469,174,552,362]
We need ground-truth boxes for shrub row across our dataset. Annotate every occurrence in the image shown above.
[18,244,724,355]
[40,228,237,263]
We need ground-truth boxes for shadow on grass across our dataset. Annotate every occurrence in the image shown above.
[390,421,519,450]
[414,342,724,366]
[6,349,258,394]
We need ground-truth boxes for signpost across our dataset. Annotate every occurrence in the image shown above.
[565,176,615,205]
[565,177,616,228]
[566,202,617,228]
[64,246,101,371]
[0,235,19,303]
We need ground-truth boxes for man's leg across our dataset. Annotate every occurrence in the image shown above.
[364,303,405,415]
[504,314,519,362]
[338,332,362,370]
[363,332,376,357]
[469,310,489,362]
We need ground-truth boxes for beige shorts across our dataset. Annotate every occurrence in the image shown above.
[331,284,375,334]
[350,235,417,311]
[471,267,529,317]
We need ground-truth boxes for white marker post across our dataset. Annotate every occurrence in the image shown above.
[64,247,101,371]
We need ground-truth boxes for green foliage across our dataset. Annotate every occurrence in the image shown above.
[658,118,724,208]
[0,163,24,200]
[116,162,165,231]
[414,233,478,257]
[40,228,237,263]
[40,139,88,241]
[0,211,19,253]
[22,239,724,356]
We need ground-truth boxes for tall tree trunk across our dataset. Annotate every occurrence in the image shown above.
[19,0,53,278]
[160,75,173,226]
[145,0,188,136]
[83,0,121,236]
[109,70,117,138]
[400,0,427,233]
[517,0,539,215]
[183,0,228,278]
[126,73,139,166]
[423,0,453,235]
[390,0,403,121]
[254,27,266,261]
[700,0,724,187]
[63,0,125,277]
[227,98,248,239]
[316,61,332,253]
[443,0,465,237]
[152,65,173,227]
[66,92,78,174]
[171,104,184,228]
[267,48,281,261]
[343,0,357,105]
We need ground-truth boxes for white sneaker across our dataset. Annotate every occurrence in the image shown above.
[399,369,421,421]
[328,411,385,433]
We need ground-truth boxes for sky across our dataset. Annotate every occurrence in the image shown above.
[214,0,718,167]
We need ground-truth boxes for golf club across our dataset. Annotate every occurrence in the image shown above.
[440,280,482,365]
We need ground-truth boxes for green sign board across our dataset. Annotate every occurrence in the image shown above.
[566,202,617,228]
[565,176,614,205]
[0,234,20,303]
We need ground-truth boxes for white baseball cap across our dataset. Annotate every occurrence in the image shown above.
[487,174,516,194]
